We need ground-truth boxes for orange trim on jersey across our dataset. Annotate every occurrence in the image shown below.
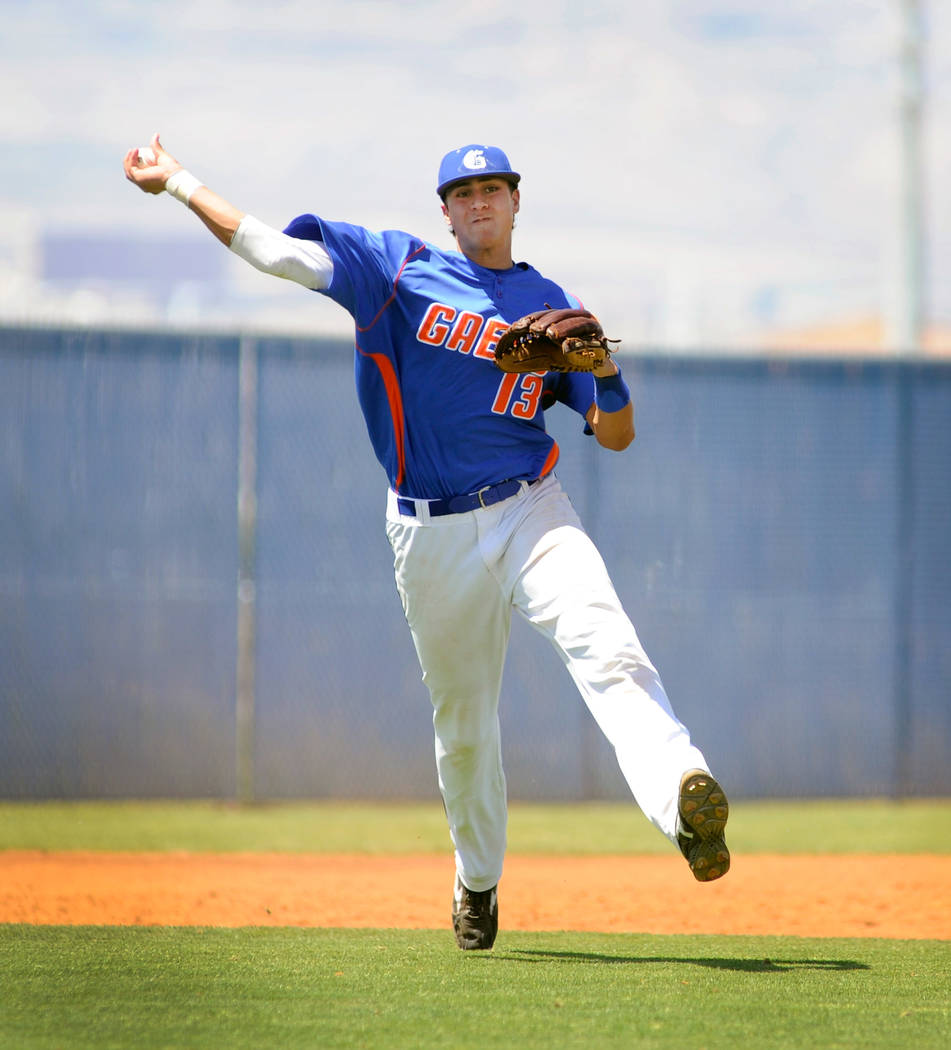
[356,243,427,333]
[538,441,560,479]
[356,340,407,492]
[351,244,428,492]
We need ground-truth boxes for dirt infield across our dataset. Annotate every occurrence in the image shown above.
[3,852,949,939]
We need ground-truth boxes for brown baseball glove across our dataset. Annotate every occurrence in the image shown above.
[494,307,617,374]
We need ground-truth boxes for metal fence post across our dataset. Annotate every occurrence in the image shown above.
[893,363,914,797]
[236,335,258,803]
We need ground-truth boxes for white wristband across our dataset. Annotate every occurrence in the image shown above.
[165,169,203,206]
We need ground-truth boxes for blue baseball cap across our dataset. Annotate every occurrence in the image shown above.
[437,145,521,198]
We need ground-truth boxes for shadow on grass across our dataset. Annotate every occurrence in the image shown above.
[501,950,870,973]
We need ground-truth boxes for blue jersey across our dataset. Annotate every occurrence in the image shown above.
[285,215,596,500]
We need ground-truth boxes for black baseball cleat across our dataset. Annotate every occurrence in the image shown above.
[451,873,498,950]
[677,769,731,882]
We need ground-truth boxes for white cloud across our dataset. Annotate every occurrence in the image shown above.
[1,0,948,346]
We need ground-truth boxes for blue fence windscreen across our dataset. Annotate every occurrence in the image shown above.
[1,327,948,799]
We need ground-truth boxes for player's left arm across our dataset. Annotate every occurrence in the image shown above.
[585,358,635,451]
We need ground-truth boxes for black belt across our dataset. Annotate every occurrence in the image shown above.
[397,477,541,518]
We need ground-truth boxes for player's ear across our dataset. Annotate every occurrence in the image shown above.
[512,187,520,214]
[441,202,455,237]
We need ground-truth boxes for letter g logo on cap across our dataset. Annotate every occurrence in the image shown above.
[463,149,487,171]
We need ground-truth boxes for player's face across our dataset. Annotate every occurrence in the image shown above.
[441,177,520,263]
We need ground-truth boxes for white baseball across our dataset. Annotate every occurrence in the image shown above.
[137,147,156,167]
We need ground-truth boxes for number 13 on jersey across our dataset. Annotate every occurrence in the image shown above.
[491,372,544,419]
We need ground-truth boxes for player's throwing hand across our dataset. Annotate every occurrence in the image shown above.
[122,133,182,195]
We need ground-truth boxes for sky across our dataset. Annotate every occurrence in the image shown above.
[0,0,948,350]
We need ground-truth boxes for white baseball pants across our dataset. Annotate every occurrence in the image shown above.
[385,474,710,892]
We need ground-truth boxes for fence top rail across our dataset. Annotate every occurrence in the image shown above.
[3,324,951,379]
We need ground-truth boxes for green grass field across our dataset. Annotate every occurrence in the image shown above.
[1,799,949,1050]
[2,796,948,854]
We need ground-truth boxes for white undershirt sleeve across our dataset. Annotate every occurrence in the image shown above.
[229,214,334,290]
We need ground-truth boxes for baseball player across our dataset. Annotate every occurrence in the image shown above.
[123,135,730,951]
